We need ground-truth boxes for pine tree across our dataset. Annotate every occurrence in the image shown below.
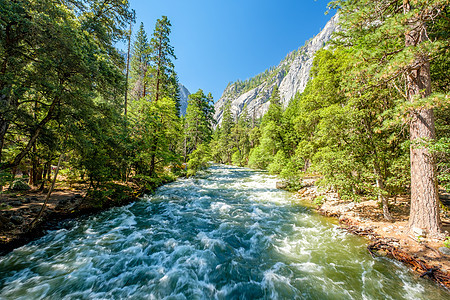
[185,89,215,155]
[248,86,284,169]
[217,102,235,164]
[129,22,150,100]
[168,72,182,116]
[148,16,176,102]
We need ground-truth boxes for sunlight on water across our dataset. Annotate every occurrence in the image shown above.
[0,165,448,299]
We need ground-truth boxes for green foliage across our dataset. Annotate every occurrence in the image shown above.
[0,203,13,210]
[231,150,243,166]
[128,96,182,177]
[187,144,211,176]
[0,170,12,190]
[444,237,450,248]
[313,195,325,206]
[185,89,215,156]
[431,137,450,192]
[268,150,288,175]
[9,179,31,191]
[147,16,177,102]
[129,22,150,100]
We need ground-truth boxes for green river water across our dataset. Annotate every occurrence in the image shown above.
[0,165,448,299]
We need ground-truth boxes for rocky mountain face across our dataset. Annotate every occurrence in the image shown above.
[214,14,339,125]
[178,83,190,116]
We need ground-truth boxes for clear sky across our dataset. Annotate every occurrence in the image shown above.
[121,0,334,101]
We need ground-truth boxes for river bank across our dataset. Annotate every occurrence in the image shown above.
[292,183,450,289]
[0,180,173,256]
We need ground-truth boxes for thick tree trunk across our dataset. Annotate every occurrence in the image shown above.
[404,2,441,237]
[408,106,441,236]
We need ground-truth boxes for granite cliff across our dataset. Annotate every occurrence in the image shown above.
[214,14,339,125]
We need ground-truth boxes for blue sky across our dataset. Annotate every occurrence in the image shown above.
[121,0,334,101]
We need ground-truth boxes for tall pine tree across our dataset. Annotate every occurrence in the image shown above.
[148,16,176,102]
[129,22,150,100]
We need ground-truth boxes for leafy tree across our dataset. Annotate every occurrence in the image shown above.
[128,96,181,179]
[231,105,252,166]
[0,0,133,176]
[187,143,211,176]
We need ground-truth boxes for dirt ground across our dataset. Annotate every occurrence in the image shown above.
[294,184,450,288]
[0,187,87,245]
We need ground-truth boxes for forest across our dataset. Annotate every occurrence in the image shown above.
[1,1,449,238]
[0,0,215,202]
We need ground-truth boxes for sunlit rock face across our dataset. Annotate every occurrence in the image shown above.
[214,14,339,125]
[179,83,190,116]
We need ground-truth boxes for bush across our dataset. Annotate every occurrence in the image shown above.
[9,179,31,191]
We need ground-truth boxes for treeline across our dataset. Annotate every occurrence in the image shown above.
[0,0,215,194]
[210,1,449,237]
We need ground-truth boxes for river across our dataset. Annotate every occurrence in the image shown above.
[0,165,448,299]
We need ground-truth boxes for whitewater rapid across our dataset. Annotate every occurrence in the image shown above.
[0,165,447,299]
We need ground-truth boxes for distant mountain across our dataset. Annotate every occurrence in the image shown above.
[178,83,190,116]
[214,14,339,125]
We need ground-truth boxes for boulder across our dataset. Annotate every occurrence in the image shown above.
[276,181,289,190]
[438,247,450,256]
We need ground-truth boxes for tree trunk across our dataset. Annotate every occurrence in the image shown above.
[2,98,59,172]
[124,22,132,116]
[155,40,162,102]
[374,166,393,221]
[149,152,156,177]
[0,118,9,165]
[404,1,441,237]
[29,144,39,186]
[30,153,63,229]
[149,140,158,177]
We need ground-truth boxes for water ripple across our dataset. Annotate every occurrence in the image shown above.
[0,165,448,299]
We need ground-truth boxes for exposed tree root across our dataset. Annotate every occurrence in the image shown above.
[337,224,450,289]
[367,239,450,289]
